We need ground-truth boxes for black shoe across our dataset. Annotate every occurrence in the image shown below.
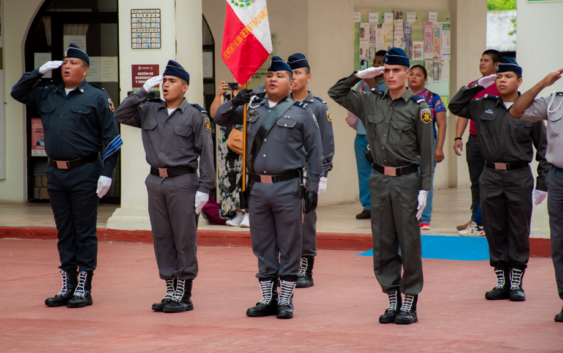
[394,294,418,325]
[555,307,563,322]
[356,209,371,219]
[45,269,78,307]
[152,277,176,312]
[163,279,194,313]
[296,257,315,288]
[67,271,94,308]
[247,277,278,317]
[509,268,526,302]
[277,277,297,319]
[485,268,510,300]
[379,290,402,324]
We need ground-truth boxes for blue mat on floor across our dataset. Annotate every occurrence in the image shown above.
[357,235,489,261]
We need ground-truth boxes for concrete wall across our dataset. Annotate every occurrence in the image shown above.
[0,0,44,202]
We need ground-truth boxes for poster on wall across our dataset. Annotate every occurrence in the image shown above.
[382,23,393,51]
[369,23,377,44]
[31,118,47,157]
[432,23,441,56]
[441,23,451,58]
[359,42,369,60]
[425,59,433,79]
[359,23,369,43]
[403,23,413,59]
[132,64,159,90]
[384,13,393,23]
[393,20,403,48]
[433,55,443,83]
[423,23,433,59]
[413,42,423,60]
[63,35,87,53]
[368,12,379,23]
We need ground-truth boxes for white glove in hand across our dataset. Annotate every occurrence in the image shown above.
[39,61,63,75]
[96,176,112,198]
[416,190,428,220]
[534,190,547,206]
[143,75,163,93]
[318,177,328,198]
[195,191,209,215]
[357,66,385,79]
[477,74,497,89]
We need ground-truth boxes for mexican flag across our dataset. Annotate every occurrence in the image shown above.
[221,0,273,85]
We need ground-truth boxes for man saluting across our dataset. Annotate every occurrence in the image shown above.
[11,44,122,308]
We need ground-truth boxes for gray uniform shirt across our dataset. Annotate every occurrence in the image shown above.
[449,84,549,191]
[520,92,563,169]
[328,73,434,190]
[213,96,323,192]
[114,89,215,193]
[291,91,335,177]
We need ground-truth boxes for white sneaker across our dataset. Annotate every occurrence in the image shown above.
[458,222,485,237]
[226,212,244,227]
[240,213,250,228]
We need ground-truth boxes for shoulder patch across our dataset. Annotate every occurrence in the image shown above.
[371,89,384,95]
[326,110,332,123]
[294,101,308,109]
[204,117,211,132]
[314,96,327,105]
[421,108,432,124]
[484,94,498,100]
[90,83,106,91]
[410,96,425,104]
[108,98,115,112]
[192,103,207,114]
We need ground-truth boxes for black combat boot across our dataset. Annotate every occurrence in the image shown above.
[296,257,315,288]
[485,268,510,300]
[277,276,297,319]
[163,279,194,313]
[45,269,78,307]
[67,271,94,308]
[509,268,526,302]
[152,277,176,312]
[555,307,563,322]
[379,290,402,324]
[395,294,418,324]
[246,277,278,317]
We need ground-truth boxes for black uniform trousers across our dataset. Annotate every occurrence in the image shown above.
[547,166,563,300]
[480,166,534,270]
[301,210,317,257]
[466,134,485,219]
[46,160,102,272]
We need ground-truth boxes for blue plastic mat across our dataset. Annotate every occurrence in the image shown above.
[357,235,489,261]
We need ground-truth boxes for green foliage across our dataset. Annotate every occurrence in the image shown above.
[487,0,517,11]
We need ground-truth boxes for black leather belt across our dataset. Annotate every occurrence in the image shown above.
[150,166,195,178]
[49,153,99,170]
[249,170,300,184]
[372,163,418,176]
[485,161,528,171]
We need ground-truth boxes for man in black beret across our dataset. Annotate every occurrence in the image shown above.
[450,57,549,302]
[11,43,122,308]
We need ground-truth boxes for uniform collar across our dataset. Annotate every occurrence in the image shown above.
[289,91,314,103]
[383,87,413,102]
[159,98,190,113]
[59,80,88,94]
[495,91,521,109]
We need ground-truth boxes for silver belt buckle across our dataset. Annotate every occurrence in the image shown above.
[158,168,169,177]
[384,166,397,177]
[56,160,70,169]
[494,163,507,170]
[260,175,273,184]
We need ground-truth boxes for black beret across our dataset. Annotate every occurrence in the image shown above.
[64,43,89,65]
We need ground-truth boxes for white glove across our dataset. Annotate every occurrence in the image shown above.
[477,74,497,89]
[39,61,63,75]
[357,66,385,79]
[416,190,428,220]
[143,75,163,93]
[195,191,209,215]
[318,177,328,198]
[534,190,547,206]
[96,176,112,198]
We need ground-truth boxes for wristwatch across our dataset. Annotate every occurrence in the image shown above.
[454,137,462,141]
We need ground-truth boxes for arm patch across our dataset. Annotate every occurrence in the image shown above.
[421,108,432,124]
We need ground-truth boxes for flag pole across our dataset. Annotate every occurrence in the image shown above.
[242,82,248,192]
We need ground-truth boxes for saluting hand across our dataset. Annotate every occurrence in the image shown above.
[39,61,63,75]
[477,74,497,89]
[540,69,563,88]
[357,66,385,79]
[143,75,163,93]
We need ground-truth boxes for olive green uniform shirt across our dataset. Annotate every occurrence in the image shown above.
[328,73,434,190]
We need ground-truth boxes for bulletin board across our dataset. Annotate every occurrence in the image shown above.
[353,8,451,108]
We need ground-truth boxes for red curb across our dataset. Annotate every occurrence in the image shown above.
[0,226,550,256]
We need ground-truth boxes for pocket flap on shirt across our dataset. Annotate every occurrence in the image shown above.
[40,106,56,114]
[367,114,384,124]
[276,118,297,128]
[390,118,413,131]
[174,125,192,137]
[70,106,92,114]
[247,114,259,123]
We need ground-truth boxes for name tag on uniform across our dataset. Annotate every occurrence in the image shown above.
[485,109,494,115]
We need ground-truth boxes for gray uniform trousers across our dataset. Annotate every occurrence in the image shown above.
[547,166,563,300]
[301,210,317,257]
[370,170,423,296]
[480,166,534,270]
[249,178,303,278]
[146,173,199,280]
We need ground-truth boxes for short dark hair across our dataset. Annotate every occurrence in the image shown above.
[375,50,388,57]
[514,72,522,80]
[410,64,427,78]
[181,79,188,86]
[81,59,89,68]
[286,70,293,80]
[304,67,310,74]
[483,49,501,63]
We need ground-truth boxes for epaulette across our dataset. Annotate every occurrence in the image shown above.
[39,81,60,100]
[371,89,385,95]
[484,94,498,100]
[555,92,563,96]
[251,96,264,102]
[192,103,208,114]
[410,96,424,104]
[314,96,327,104]
[90,83,106,91]
[294,101,308,109]
[148,98,164,103]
